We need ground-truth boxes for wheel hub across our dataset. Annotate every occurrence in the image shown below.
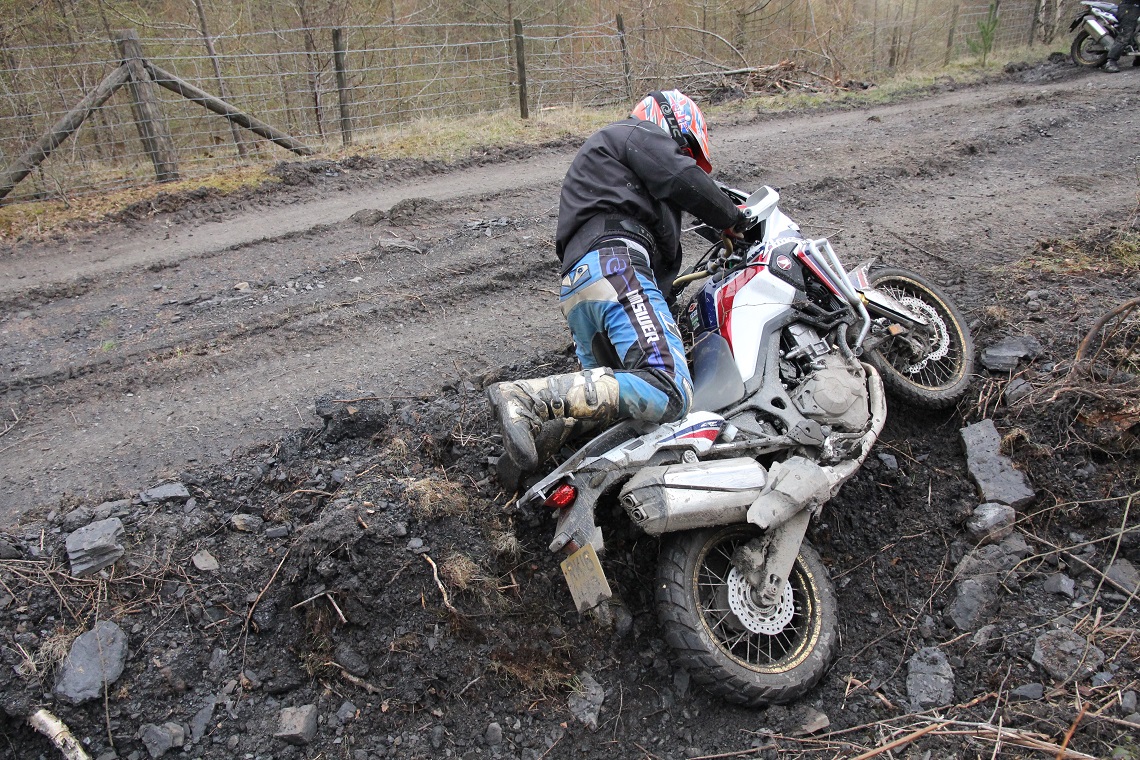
[897,295,950,373]
[726,568,795,635]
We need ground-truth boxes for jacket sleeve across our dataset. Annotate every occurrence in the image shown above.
[624,121,743,231]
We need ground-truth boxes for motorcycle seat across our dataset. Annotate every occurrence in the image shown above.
[689,331,746,413]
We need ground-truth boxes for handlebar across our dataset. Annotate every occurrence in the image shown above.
[671,233,736,290]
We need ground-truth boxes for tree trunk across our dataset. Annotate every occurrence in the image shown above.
[293,0,325,140]
[904,0,922,66]
[267,10,299,133]
[194,0,248,158]
[871,0,880,71]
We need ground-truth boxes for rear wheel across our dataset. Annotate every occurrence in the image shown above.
[1071,30,1109,67]
[657,525,838,706]
[864,267,974,409]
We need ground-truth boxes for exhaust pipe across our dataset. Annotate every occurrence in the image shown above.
[1084,17,1115,45]
[620,457,767,535]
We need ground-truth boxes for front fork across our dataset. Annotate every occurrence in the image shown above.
[733,366,887,608]
[734,510,811,607]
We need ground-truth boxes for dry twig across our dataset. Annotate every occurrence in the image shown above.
[0,409,20,438]
[849,721,948,760]
[232,549,288,654]
[423,554,460,616]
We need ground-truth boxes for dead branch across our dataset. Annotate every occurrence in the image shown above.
[0,430,44,455]
[324,592,347,624]
[232,549,289,653]
[1056,705,1087,760]
[880,228,958,267]
[1022,531,1140,600]
[1076,296,1140,364]
[325,663,384,694]
[688,745,778,760]
[27,709,91,760]
[849,721,948,760]
[1085,712,1140,732]
[331,394,432,403]
[0,409,19,438]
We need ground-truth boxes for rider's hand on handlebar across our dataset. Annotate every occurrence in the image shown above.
[723,208,753,240]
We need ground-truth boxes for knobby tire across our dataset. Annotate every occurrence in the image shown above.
[656,525,838,706]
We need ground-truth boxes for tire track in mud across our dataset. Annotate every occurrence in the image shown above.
[1,243,557,395]
[2,65,1139,524]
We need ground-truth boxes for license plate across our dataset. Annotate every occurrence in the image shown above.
[560,543,612,613]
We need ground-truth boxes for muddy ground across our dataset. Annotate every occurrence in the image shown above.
[1,58,1139,759]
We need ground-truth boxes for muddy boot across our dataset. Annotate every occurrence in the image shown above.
[486,369,620,471]
[1104,59,1121,73]
[533,414,611,465]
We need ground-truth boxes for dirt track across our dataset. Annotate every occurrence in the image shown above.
[2,62,1139,525]
[1,60,1140,760]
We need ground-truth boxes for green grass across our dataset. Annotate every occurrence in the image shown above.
[1108,230,1140,270]
[1023,197,1140,275]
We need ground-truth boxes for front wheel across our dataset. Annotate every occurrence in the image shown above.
[864,267,974,409]
[1071,29,1109,68]
[656,525,838,706]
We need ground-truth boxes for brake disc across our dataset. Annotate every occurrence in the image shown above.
[897,295,950,373]
[726,568,795,636]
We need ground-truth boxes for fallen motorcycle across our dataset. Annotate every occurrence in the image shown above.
[516,185,974,706]
[1070,0,1139,67]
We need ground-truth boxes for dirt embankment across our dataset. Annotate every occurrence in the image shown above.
[0,60,1138,759]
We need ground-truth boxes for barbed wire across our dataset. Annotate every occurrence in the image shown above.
[0,2,1076,203]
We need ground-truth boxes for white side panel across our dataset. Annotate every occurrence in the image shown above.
[728,272,796,382]
[762,208,801,242]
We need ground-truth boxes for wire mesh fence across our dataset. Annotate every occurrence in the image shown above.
[0,0,1079,204]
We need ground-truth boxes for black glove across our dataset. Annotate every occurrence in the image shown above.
[724,208,754,239]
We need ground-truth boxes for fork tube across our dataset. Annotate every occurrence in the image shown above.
[805,240,872,347]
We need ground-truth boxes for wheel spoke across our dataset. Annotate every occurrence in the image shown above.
[661,527,837,703]
[873,276,966,391]
[696,536,815,669]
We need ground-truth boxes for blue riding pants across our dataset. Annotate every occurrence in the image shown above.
[559,244,693,423]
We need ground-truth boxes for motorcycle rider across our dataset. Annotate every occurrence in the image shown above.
[487,90,746,474]
[1104,0,1140,72]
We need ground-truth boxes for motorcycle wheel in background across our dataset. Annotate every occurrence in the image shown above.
[1071,29,1110,67]
[864,267,975,409]
[656,524,838,706]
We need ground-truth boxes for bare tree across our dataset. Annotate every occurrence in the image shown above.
[193,0,248,157]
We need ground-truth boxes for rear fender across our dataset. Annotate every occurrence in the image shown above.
[549,478,608,555]
[526,412,729,552]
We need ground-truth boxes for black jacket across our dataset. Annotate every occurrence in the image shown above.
[556,118,742,292]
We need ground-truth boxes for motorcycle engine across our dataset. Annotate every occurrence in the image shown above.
[789,353,870,433]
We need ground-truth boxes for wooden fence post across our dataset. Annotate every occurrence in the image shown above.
[332,28,353,147]
[114,30,179,183]
[145,62,314,156]
[513,19,529,120]
[945,4,960,65]
[0,64,131,201]
[616,14,633,101]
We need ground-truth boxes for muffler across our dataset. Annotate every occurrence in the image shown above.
[620,457,767,535]
[1084,17,1115,45]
